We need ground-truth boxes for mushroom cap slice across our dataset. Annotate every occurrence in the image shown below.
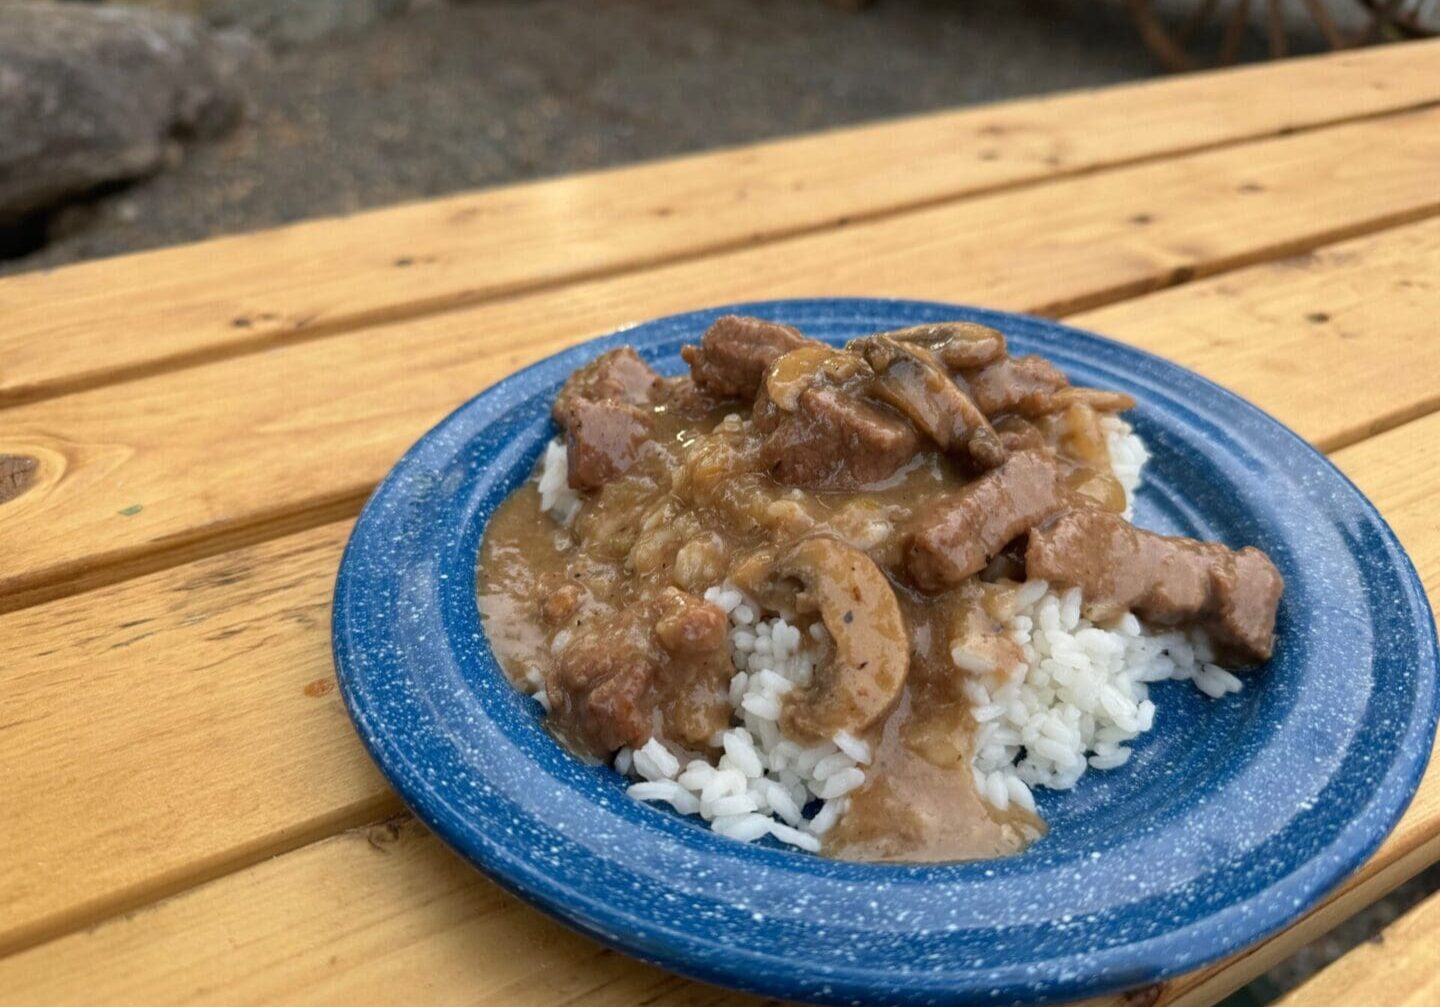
[851,335,1006,470]
[764,536,909,740]
[880,321,1008,370]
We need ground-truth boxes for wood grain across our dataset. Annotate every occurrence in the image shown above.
[1273,890,1440,1007]
[2,217,1440,965]
[0,522,399,956]
[2,40,1438,409]
[0,819,776,1007]
[6,111,1440,614]
[1074,215,1440,452]
[1,383,1436,1001]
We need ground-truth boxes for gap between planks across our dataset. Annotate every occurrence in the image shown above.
[3,213,1440,963]
[6,107,1440,618]
[3,744,1438,1006]
[0,41,1439,410]
[2,99,1434,413]
[1271,879,1440,1007]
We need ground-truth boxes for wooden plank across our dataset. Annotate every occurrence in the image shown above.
[3,214,1440,961]
[1272,891,1440,1007]
[2,40,1438,409]
[1,400,1436,1002]
[1092,824,1440,1007]
[5,110,1440,615]
[0,819,773,1007]
[1072,215,1440,453]
[0,522,400,956]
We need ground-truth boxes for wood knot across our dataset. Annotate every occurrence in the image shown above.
[366,819,405,852]
[1120,982,1165,1007]
[0,454,39,505]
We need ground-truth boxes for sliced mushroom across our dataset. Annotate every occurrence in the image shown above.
[762,344,868,412]
[852,335,1006,470]
[1047,386,1137,415]
[881,321,1008,370]
[759,536,909,740]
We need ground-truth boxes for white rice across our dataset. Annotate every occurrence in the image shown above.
[963,420,1241,812]
[962,583,1237,809]
[1104,415,1148,520]
[536,439,582,525]
[613,587,869,853]
[532,417,1240,846]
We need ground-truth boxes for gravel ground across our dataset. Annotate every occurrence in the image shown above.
[6,0,1182,273]
[1,1,1423,1002]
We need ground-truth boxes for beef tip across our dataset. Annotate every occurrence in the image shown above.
[553,346,663,423]
[1217,548,1286,665]
[659,375,727,421]
[1025,508,1284,665]
[963,354,1070,418]
[759,383,919,490]
[652,590,733,744]
[553,347,663,489]
[547,591,732,755]
[548,626,658,755]
[884,321,1008,370]
[563,397,652,491]
[681,314,815,399]
[851,334,1006,470]
[541,582,586,625]
[654,588,729,654]
[992,416,1047,453]
[905,451,1065,591]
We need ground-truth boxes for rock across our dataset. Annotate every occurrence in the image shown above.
[0,3,254,221]
[204,0,411,47]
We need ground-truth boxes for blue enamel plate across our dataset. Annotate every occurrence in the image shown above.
[333,299,1438,1006]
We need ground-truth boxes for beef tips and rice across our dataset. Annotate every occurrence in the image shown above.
[478,315,1284,862]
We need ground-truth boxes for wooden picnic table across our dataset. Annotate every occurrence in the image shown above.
[2,38,1439,1007]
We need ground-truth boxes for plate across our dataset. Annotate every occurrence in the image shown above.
[332,299,1438,1006]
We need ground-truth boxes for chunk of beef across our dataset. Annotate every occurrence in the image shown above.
[681,314,815,399]
[541,582,586,625]
[852,335,1006,470]
[550,347,664,491]
[652,589,733,744]
[553,346,663,423]
[758,383,919,490]
[660,375,727,421]
[1024,508,1283,664]
[963,354,1070,417]
[654,588,729,654]
[545,591,732,756]
[548,616,658,755]
[905,451,1064,591]
[992,416,1047,453]
[884,321,1008,370]
[961,355,1135,420]
[563,397,652,491]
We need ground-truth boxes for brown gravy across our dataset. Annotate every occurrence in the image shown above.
[480,389,1055,860]
[478,316,1280,862]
